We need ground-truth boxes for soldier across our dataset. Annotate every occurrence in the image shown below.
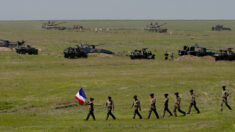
[164,51,169,60]
[147,93,159,119]
[173,92,186,117]
[131,95,142,119]
[105,96,116,120]
[221,86,232,112]
[85,98,96,121]
[162,93,173,118]
[187,90,200,114]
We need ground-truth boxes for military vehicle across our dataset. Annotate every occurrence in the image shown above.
[63,46,88,58]
[42,21,67,30]
[129,48,155,59]
[78,43,114,54]
[211,25,231,31]
[15,45,38,55]
[144,22,168,33]
[0,39,25,48]
[213,48,235,61]
[178,44,215,57]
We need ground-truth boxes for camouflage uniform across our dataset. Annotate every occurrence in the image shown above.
[105,99,116,120]
[173,94,186,117]
[162,96,173,117]
[221,89,232,112]
[132,99,142,119]
[187,92,200,114]
[147,97,159,119]
[85,101,96,120]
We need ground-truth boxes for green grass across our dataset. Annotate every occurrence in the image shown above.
[0,20,235,132]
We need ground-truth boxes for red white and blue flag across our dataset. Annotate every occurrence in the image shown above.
[75,88,87,105]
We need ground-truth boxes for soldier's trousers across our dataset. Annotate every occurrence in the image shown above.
[187,102,200,114]
[173,105,186,117]
[162,106,173,117]
[86,110,96,120]
[147,108,159,119]
[106,110,116,120]
[133,109,142,119]
[221,98,232,111]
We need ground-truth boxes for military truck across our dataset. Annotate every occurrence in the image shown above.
[0,39,25,48]
[211,25,231,31]
[144,22,168,33]
[178,44,215,57]
[63,46,88,58]
[129,48,155,59]
[213,48,235,61]
[15,45,38,55]
[42,21,67,30]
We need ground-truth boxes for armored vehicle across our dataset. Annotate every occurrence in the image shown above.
[63,46,88,58]
[144,22,168,33]
[0,39,25,48]
[212,25,231,31]
[15,45,38,55]
[42,21,66,30]
[129,48,155,59]
[78,43,114,54]
[178,44,215,57]
[213,48,235,61]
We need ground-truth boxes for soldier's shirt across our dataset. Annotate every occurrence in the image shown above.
[222,91,229,99]
[150,98,156,109]
[191,94,196,103]
[133,100,141,110]
[164,98,169,107]
[87,102,94,111]
[106,100,114,110]
[175,96,181,106]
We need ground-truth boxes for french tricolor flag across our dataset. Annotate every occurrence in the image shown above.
[75,88,87,105]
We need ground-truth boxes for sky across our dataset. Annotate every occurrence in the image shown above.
[0,0,235,20]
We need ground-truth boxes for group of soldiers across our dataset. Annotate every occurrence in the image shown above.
[84,86,232,121]
[164,51,174,60]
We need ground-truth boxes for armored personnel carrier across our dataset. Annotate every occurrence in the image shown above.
[213,48,235,61]
[78,43,114,54]
[0,39,25,48]
[211,25,231,31]
[178,44,215,57]
[63,46,88,58]
[15,45,38,55]
[42,21,67,30]
[129,48,155,59]
[144,22,168,33]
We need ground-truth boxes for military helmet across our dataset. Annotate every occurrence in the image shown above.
[164,93,168,97]
[175,92,179,95]
[190,89,194,93]
[150,93,154,97]
[108,96,111,99]
[222,85,226,90]
[133,95,137,99]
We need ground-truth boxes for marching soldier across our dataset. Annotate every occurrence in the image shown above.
[147,93,159,119]
[131,95,142,119]
[187,90,200,114]
[164,51,169,60]
[162,93,173,118]
[221,86,232,112]
[173,92,186,117]
[105,96,116,120]
[85,98,96,121]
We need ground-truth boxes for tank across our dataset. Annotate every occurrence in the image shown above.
[63,46,88,59]
[144,22,168,33]
[0,39,25,48]
[15,45,38,55]
[42,21,67,30]
[213,48,235,61]
[211,25,231,31]
[178,44,215,57]
[129,48,155,59]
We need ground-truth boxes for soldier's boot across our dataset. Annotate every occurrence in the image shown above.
[167,109,173,116]
[153,110,159,119]
[106,113,110,120]
[136,111,142,119]
[110,112,116,120]
[147,110,152,119]
[133,113,136,119]
[194,105,200,114]
[178,108,186,116]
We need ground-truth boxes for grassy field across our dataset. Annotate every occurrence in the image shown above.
[0,20,235,132]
